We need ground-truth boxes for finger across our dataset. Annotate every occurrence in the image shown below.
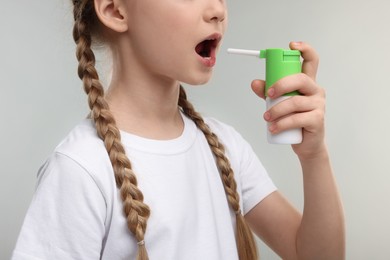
[264,95,324,123]
[267,73,321,98]
[251,79,266,100]
[268,109,325,135]
[289,41,319,81]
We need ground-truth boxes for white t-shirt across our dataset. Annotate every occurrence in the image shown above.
[12,113,276,260]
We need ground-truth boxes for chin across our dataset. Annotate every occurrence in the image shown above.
[182,72,213,86]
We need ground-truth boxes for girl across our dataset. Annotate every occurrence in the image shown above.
[12,0,345,259]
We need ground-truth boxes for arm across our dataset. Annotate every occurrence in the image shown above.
[12,153,107,260]
[296,146,345,259]
[245,42,345,259]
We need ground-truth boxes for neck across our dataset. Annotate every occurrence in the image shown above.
[105,49,184,140]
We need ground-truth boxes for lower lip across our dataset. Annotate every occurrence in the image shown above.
[197,48,217,68]
[199,56,216,67]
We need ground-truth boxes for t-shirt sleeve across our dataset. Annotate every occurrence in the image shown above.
[12,152,107,260]
[205,117,277,215]
[236,136,277,215]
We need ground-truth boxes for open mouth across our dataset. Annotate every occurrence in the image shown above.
[196,33,222,57]
[195,39,217,58]
[195,34,221,67]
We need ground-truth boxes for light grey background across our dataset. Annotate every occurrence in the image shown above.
[1,0,389,259]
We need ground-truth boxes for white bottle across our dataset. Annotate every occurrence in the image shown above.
[266,96,302,144]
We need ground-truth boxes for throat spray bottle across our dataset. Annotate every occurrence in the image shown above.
[227,48,302,144]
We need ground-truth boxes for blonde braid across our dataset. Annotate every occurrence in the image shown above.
[72,1,150,259]
[178,86,258,260]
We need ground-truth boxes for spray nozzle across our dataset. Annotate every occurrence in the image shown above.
[227,48,265,58]
[226,47,301,90]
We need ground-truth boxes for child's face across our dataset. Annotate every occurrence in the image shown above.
[123,0,228,85]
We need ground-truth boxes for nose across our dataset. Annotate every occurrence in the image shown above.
[204,0,226,23]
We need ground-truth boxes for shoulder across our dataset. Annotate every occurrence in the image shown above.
[202,116,254,171]
[13,121,112,259]
[203,116,235,134]
[53,119,111,171]
[203,116,248,152]
[203,116,277,214]
[54,119,106,160]
[41,119,115,199]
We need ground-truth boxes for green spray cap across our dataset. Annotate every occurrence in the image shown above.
[260,49,301,96]
[227,48,302,96]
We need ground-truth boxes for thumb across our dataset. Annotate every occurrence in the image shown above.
[251,79,266,100]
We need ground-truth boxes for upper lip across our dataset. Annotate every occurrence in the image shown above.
[195,33,223,56]
[201,33,222,45]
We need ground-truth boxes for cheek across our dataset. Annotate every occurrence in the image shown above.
[146,20,195,63]
[144,18,189,50]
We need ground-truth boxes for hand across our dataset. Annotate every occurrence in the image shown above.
[251,42,327,160]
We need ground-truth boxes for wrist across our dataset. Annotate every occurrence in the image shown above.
[298,144,334,180]
[295,142,329,163]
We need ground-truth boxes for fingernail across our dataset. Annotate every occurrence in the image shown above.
[292,41,302,46]
[268,124,276,133]
[267,88,275,97]
[264,111,271,121]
